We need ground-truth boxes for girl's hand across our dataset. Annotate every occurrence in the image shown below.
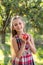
[19,34,28,43]
[27,38,31,44]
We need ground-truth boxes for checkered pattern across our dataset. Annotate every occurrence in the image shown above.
[12,34,35,65]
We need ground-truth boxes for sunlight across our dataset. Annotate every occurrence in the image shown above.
[0,50,4,60]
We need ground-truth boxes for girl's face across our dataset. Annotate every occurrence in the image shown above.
[12,18,24,32]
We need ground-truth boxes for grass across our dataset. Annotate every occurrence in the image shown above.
[0,33,43,65]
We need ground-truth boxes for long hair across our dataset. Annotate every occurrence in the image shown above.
[10,16,26,60]
[10,16,26,37]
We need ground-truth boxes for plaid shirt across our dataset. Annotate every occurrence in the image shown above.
[12,34,35,65]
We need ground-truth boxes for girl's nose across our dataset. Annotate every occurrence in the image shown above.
[17,24,20,28]
[17,24,20,27]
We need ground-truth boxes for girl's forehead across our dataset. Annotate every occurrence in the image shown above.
[12,18,23,24]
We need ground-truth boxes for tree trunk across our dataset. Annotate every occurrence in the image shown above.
[1,30,6,44]
[1,14,11,44]
[1,20,6,44]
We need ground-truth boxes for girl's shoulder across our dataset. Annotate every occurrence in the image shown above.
[25,33,32,40]
[11,35,17,42]
[12,35,18,39]
[26,33,34,41]
[25,33,31,37]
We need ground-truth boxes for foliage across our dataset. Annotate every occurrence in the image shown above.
[0,0,43,34]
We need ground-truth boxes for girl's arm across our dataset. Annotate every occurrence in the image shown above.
[27,34,36,54]
[10,37,18,61]
[11,37,26,59]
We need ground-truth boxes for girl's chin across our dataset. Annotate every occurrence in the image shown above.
[17,30,22,32]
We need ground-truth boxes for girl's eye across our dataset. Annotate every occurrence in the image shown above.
[19,22,21,25]
[14,24,17,26]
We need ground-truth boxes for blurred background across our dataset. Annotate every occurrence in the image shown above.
[0,0,43,65]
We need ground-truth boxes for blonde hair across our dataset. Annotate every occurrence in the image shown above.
[10,15,26,37]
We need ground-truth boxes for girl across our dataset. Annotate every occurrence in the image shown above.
[10,16,36,65]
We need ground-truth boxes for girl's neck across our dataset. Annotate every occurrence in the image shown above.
[17,31,24,36]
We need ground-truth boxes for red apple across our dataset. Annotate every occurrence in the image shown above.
[22,34,28,40]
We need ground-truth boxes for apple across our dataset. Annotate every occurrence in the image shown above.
[22,34,28,40]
